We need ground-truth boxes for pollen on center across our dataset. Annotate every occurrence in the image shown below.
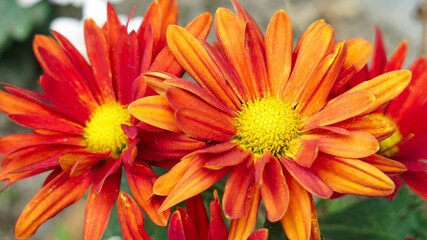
[83,102,131,156]
[234,97,301,156]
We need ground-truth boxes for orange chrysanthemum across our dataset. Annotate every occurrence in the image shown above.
[0,1,212,239]
[129,1,411,239]
[117,190,268,240]
[346,28,427,201]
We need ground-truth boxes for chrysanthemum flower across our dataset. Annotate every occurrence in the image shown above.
[117,190,268,240]
[0,1,212,239]
[346,28,427,201]
[128,1,411,239]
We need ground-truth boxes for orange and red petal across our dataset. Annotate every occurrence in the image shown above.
[265,10,292,97]
[280,177,312,240]
[186,195,210,240]
[279,156,333,198]
[302,90,375,131]
[332,116,396,141]
[0,89,51,115]
[248,229,268,240]
[209,191,228,240]
[286,138,319,168]
[312,154,395,196]
[15,170,95,239]
[362,154,407,175]
[343,38,373,72]
[260,157,289,222]
[159,155,230,212]
[169,207,199,240]
[128,95,182,133]
[84,168,121,240]
[59,151,109,177]
[223,162,254,219]
[176,107,235,142]
[117,191,152,240]
[9,113,83,135]
[204,146,251,169]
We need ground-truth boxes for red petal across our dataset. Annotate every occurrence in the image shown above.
[84,168,121,240]
[369,26,387,78]
[169,207,198,240]
[14,170,95,239]
[186,195,209,240]
[248,229,268,240]
[384,41,407,72]
[401,171,427,201]
[117,191,152,240]
[208,191,228,240]
[9,113,83,135]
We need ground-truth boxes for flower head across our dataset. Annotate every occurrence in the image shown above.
[351,27,427,201]
[0,0,212,239]
[129,0,410,239]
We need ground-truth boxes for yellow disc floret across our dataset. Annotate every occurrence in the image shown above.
[84,102,131,157]
[234,97,301,156]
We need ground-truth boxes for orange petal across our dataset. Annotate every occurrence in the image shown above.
[117,191,152,240]
[293,20,326,54]
[305,131,379,158]
[345,70,411,114]
[286,138,319,168]
[176,107,235,142]
[59,151,109,177]
[159,155,230,212]
[128,95,181,133]
[280,177,311,240]
[332,115,397,141]
[153,156,194,196]
[297,42,347,117]
[362,154,407,175]
[279,156,333,198]
[166,25,241,111]
[0,133,51,155]
[228,182,261,240]
[15,170,95,239]
[231,0,265,49]
[309,194,321,240]
[158,0,178,48]
[243,22,268,98]
[84,18,115,103]
[343,38,373,71]
[84,169,121,240]
[204,146,251,169]
[143,71,175,95]
[223,162,254,219]
[150,12,213,76]
[302,90,375,130]
[260,158,289,222]
[265,10,292,97]
[282,24,334,106]
[312,154,395,196]
[125,168,170,226]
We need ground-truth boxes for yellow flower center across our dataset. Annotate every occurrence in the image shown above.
[234,98,301,156]
[83,102,131,157]
[371,114,402,157]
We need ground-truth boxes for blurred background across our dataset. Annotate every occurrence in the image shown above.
[0,0,426,239]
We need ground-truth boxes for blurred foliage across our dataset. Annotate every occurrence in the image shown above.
[0,0,53,87]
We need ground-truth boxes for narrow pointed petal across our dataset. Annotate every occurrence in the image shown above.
[343,38,373,72]
[209,191,228,240]
[369,26,387,78]
[137,0,162,56]
[280,156,333,198]
[297,42,347,117]
[9,113,83,135]
[176,107,235,142]
[205,146,251,169]
[158,0,178,48]
[84,169,121,240]
[166,25,240,110]
[15,170,95,239]
[282,24,334,105]
[84,18,115,103]
[169,208,198,240]
[243,22,268,98]
[150,12,213,77]
[223,163,254,219]
[302,90,375,130]
[401,171,427,201]
[186,195,209,240]
[333,116,397,141]
[0,133,51,154]
[312,154,395,196]
[228,182,261,240]
[362,154,407,175]
[260,158,289,222]
[117,191,152,240]
[384,41,407,72]
[306,131,379,158]
[0,90,50,115]
[265,10,292,97]
[346,70,411,114]
[231,0,265,49]
[125,168,170,226]
[159,155,230,212]
[281,177,311,240]
[128,95,181,133]
[309,194,321,240]
[153,156,194,196]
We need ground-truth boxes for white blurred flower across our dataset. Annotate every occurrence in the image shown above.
[50,0,143,58]
[17,0,41,8]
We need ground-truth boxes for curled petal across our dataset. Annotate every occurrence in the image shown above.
[362,154,407,175]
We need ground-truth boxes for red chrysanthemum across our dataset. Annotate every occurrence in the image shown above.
[0,1,212,239]
[128,1,410,239]
[347,27,427,201]
[117,190,268,240]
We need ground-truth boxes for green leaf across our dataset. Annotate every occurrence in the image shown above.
[264,219,287,240]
